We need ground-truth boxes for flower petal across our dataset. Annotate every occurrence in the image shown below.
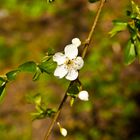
[54,65,68,78]
[53,52,66,65]
[66,69,78,81]
[64,44,78,59]
[78,90,89,101]
[74,56,84,70]
[72,38,81,47]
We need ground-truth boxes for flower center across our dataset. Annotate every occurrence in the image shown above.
[67,60,72,64]
[65,59,74,68]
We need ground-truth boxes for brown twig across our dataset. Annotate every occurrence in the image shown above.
[82,0,106,58]
[44,0,106,139]
[43,82,73,140]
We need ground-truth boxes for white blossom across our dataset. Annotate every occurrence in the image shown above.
[53,38,84,81]
[78,90,89,101]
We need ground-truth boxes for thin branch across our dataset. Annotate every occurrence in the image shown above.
[43,0,106,139]
[44,82,73,140]
[82,0,106,58]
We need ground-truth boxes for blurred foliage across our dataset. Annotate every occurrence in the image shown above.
[0,54,56,102]
[26,93,56,120]
[0,0,140,140]
[109,1,140,65]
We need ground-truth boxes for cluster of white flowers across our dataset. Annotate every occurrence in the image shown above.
[53,38,84,81]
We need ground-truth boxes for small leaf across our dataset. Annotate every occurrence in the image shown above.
[46,108,56,117]
[33,67,42,81]
[124,40,136,65]
[136,38,140,61]
[70,98,75,106]
[47,48,55,56]
[31,112,44,120]
[88,0,99,3]
[18,61,37,73]
[6,70,19,81]
[0,77,6,86]
[35,105,43,113]
[31,108,56,120]
[0,83,6,103]
[38,57,56,74]
[109,20,127,37]
[67,82,79,97]
[131,1,140,20]
[34,93,41,106]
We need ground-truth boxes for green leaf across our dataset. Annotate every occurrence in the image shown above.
[88,0,99,3]
[45,108,56,117]
[6,70,19,81]
[70,98,75,106]
[31,108,56,120]
[136,38,140,61]
[109,20,127,37]
[124,40,136,65]
[33,67,42,81]
[67,82,79,97]
[0,83,6,103]
[38,57,56,74]
[47,48,55,56]
[31,112,44,120]
[0,77,6,86]
[34,93,41,106]
[131,1,140,20]
[18,61,37,73]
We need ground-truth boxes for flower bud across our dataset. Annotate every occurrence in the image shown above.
[72,38,81,47]
[57,122,67,137]
[60,128,67,137]
[78,90,89,101]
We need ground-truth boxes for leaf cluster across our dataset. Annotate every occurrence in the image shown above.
[109,1,140,65]
[0,49,57,103]
[26,93,56,120]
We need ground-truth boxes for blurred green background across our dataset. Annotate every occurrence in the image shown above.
[0,0,140,140]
